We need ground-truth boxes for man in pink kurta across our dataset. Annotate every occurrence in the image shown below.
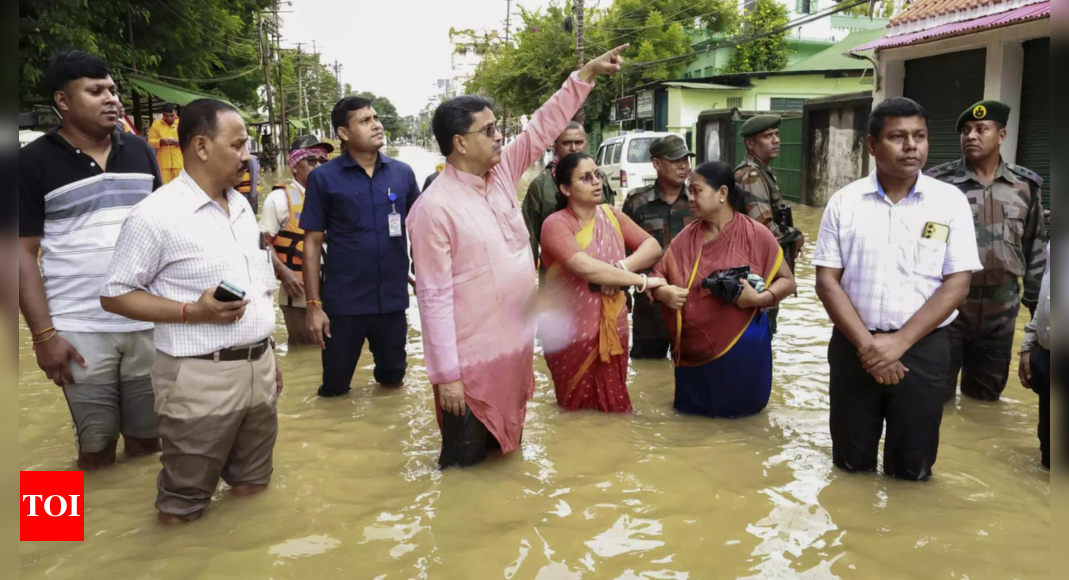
[408,45,629,468]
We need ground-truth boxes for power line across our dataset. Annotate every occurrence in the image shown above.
[629,0,873,70]
[149,0,261,53]
[593,1,744,34]
[119,64,261,84]
[156,0,260,45]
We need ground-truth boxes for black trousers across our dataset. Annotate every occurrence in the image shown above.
[829,328,949,482]
[319,312,408,397]
[1029,347,1050,469]
[631,290,670,359]
[438,409,502,469]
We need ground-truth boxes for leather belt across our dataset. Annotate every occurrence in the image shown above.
[188,338,272,363]
[967,280,1019,301]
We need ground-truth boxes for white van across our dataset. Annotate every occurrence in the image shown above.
[596,132,680,202]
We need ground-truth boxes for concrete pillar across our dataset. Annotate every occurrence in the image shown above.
[876,57,906,103]
[984,39,1024,163]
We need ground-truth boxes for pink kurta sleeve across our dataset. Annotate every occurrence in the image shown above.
[499,73,594,187]
[614,207,653,253]
[408,203,462,385]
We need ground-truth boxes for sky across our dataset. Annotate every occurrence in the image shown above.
[281,0,558,117]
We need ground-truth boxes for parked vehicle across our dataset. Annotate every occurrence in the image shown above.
[595,132,680,201]
[19,131,45,148]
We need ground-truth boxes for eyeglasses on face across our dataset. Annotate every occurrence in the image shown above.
[463,123,501,139]
[303,157,329,167]
[572,170,606,186]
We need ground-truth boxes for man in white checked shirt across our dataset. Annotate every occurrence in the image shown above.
[814,98,981,482]
[102,99,283,524]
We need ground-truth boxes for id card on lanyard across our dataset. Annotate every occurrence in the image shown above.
[388,189,403,238]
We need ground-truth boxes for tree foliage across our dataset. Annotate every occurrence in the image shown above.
[465,0,737,126]
[269,48,341,138]
[722,0,791,74]
[845,0,902,19]
[20,0,273,109]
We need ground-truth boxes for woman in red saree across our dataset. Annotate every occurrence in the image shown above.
[539,153,665,413]
[652,162,797,418]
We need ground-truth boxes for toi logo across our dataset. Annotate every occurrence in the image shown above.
[20,472,85,542]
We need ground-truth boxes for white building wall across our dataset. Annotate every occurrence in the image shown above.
[873,19,1048,164]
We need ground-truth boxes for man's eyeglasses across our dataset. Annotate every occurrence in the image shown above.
[304,157,329,167]
[463,124,501,139]
[572,170,606,186]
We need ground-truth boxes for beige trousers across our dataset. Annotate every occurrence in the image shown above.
[151,347,278,519]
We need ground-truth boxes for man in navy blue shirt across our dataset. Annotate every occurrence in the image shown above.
[301,96,421,397]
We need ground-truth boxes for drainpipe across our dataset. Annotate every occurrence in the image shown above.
[844,51,881,93]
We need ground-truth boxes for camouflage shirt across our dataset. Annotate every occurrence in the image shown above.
[734,154,801,247]
[927,159,1047,304]
[622,182,692,272]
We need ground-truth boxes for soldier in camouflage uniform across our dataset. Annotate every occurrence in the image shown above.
[927,100,1047,402]
[735,115,805,335]
[622,135,694,359]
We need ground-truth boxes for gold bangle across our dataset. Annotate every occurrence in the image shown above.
[307,300,323,307]
[32,327,56,340]
[32,330,59,346]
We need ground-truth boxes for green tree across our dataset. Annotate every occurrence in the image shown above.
[465,0,736,126]
[723,0,791,74]
[19,0,272,109]
[846,1,902,19]
[270,48,341,138]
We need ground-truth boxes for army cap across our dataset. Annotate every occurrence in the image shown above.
[290,134,335,154]
[958,100,1011,133]
[649,135,695,161]
[740,115,782,138]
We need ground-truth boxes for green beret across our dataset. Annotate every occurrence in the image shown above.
[740,115,782,138]
[649,135,694,161]
[957,100,1011,133]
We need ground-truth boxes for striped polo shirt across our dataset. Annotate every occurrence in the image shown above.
[19,128,162,333]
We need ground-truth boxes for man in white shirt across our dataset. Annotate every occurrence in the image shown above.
[814,97,981,482]
[102,99,283,523]
[1018,241,1051,469]
[258,135,333,346]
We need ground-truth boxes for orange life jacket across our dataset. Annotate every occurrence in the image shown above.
[272,184,305,271]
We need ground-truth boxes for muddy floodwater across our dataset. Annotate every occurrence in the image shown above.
[19,146,1049,579]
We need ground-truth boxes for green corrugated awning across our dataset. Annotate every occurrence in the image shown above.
[127,75,254,122]
[782,29,885,73]
[289,119,307,130]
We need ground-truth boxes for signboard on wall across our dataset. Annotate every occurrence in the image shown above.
[615,96,636,123]
[637,91,654,119]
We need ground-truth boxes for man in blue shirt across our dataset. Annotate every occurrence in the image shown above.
[301,96,421,397]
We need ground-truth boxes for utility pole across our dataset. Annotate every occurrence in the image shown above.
[576,0,586,67]
[273,9,289,158]
[334,61,343,100]
[296,43,308,131]
[575,0,587,124]
[504,0,512,45]
[313,40,325,137]
[259,16,278,160]
[127,1,143,132]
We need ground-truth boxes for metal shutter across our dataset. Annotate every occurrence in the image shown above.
[904,49,987,170]
[1017,37,1050,231]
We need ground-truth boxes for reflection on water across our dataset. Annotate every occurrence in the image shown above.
[19,147,1048,579]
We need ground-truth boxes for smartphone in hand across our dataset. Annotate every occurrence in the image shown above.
[213,281,247,303]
